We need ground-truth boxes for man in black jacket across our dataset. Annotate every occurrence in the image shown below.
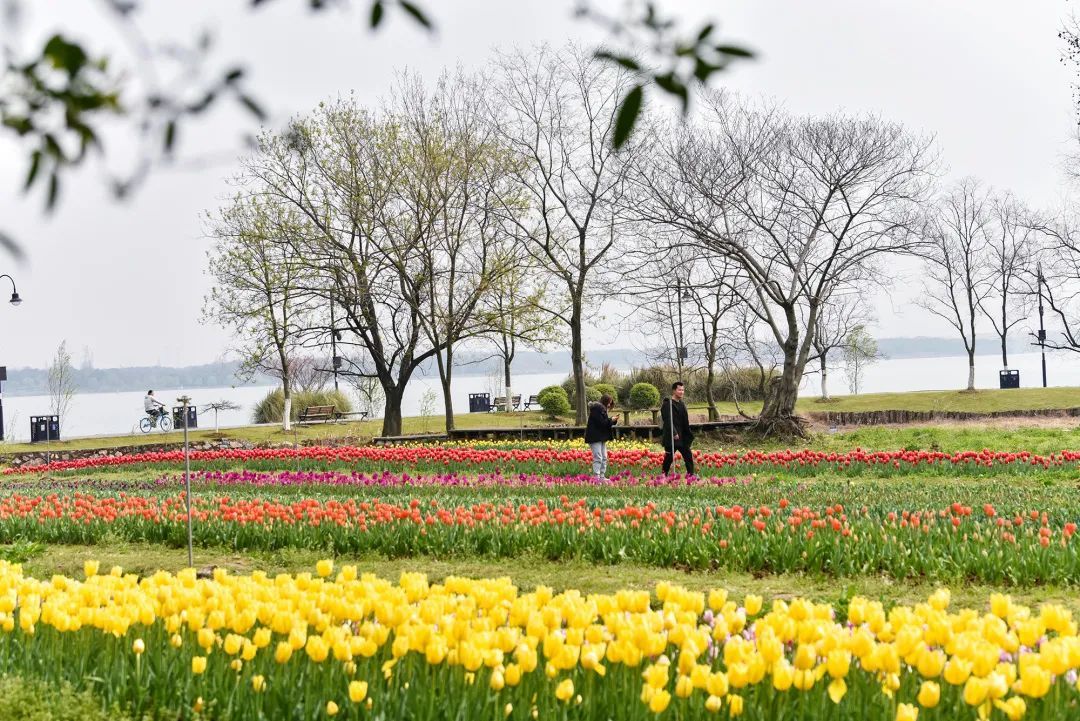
[660,381,695,476]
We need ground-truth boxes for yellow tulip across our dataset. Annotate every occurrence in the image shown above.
[191,656,207,674]
[993,697,1027,721]
[706,671,728,698]
[917,681,940,708]
[963,676,989,706]
[83,560,99,578]
[555,679,574,703]
[772,661,794,691]
[744,595,763,616]
[704,694,723,713]
[252,675,266,693]
[316,560,334,578]
[132,638,144,656]
[728,694,744,717]
[896,703,919,721]
[274,641,293,664]
[649,690,671,713]
[943,658,972,686]
[826,649,850,679]
[827,678,846,704]
[326,701,339,716]
[349,681,368,703]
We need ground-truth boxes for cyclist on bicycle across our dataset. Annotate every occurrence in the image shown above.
[144,390,166,421]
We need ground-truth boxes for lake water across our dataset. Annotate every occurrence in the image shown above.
[1,350,1075,441]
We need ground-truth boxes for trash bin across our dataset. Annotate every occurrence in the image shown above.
[999,369,1020,389]
[30,415,60,443]
[468,393,491,413]
[173,406,198,429]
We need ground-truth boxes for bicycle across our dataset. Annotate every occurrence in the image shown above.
[139,409,173,433]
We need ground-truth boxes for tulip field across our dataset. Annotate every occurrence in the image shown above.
[0,436,1079,719]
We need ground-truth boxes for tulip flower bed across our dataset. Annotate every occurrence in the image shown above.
[6,445,1080,479]
[0,561,1074,720]
[3,490,1080,585]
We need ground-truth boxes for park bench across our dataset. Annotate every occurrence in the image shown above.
[522,394,540,410]
[296,406,369,424]
[298,405,336,423]
[490,395,521,412]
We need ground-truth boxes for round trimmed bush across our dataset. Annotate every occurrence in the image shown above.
[628,382,661,410]
[594,383,617,402]
[536,385,571,419]
[584,386,601,404]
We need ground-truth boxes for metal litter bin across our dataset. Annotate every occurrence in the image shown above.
[468,393,491,413]
[173,406,198,429]
[999,369,1020,389]
[30,415,60,443]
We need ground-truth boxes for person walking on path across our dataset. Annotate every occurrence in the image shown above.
[584,394,618,482]
[660,381,695,476]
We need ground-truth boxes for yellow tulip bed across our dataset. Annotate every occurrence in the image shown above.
[0,560,1073,720]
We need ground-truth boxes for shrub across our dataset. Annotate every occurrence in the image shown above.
[536,385,571,419]
[628,382,661,410]
[0,676,131,720]
[593,383,617,403]
[253,388,354,424]
[584,386,601,404]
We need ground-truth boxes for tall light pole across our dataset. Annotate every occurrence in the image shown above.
[1037,262,1048,388]
[177,394,194,567]
[0,274,23,442]
[329,294,341,392]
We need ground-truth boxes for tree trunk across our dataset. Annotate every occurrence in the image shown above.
[570,310,587,425]
[436,344,455,432]
[1001,293,1009,368]
[704,364,718,421]
[381,386,405,437]
[967,356,976,391]
[282,378,292,432]
[503,357,513,413]
[819,353,830,401]
[754,342,806,437]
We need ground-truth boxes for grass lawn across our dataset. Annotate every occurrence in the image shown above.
[2,385,1078,456]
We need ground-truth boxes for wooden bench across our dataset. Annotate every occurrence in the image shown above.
[489,395,521,412]
[522,394,540,410]
[298,405,336,423]
[298,406,370,424]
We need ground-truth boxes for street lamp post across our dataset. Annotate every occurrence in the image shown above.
[0,274,23,442]
[177,394,194,568]
[1037,263,1048,388]
[329,294,342,393]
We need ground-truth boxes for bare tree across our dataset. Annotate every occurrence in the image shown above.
[918,178,995,390]
[634,93,934,435]
[290,356,332,393]
[205,194,309,431]
[48,340,77,432]
[810,292,874,401]
[201,400,241,433]
[479,257,562,413]
[981,191,1036,369]
[1026,206,1080,353]
[392,71,517,431]
[842,325,880,395]
[241,99,429,437]
[492,45,640,424]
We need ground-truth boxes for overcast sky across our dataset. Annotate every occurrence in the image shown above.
[0,0,1075,369]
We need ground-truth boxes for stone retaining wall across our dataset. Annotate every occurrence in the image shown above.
[808,407,1080,426]
[1,439,258,469]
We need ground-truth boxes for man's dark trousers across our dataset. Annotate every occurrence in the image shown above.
[662,443,694,476]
